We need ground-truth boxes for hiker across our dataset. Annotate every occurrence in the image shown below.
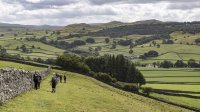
[59,74,63,83]
[37,75,42,89]
[33,73,39,90]
[63,75,67,83]
[51,74,59,93]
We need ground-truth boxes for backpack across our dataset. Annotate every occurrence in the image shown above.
[52,77,57,84]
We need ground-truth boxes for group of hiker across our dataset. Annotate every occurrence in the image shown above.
[33,72,67,93]
[51,73,67,93]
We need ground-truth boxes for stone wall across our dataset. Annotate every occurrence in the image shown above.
[0,67,51,104]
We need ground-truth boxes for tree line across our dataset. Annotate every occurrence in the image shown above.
[56,53,146,92]
[149,59,200,68]
[25,37,96,49]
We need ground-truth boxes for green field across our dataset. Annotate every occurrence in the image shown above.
[140,68,200,109]
[0,38,65,59]
[0,60,190,112]
[1,28,200,64]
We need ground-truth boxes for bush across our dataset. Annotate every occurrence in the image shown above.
[88,71,97,77]
[96,72,115,83]
[123,85,138,93]
[56,54,90,74]
[145,50,159,57]
[195,38,200,44]
[141,87,153,96]
[86,38,95,43]
[105,38,110,43]
[118,39,132,46]
[160,60,173,68]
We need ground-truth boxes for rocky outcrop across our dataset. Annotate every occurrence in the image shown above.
[0,67,51,104]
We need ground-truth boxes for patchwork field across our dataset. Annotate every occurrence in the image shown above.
[140,67,200,109]
[0,38,64,59]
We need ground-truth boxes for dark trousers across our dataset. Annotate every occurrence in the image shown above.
[52,83,56,93]
[34,82,38,90]
[38,82,41,89]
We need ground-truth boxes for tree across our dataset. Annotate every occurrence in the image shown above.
[85,54,145,84]
[32,45,35,49]
[39,36,47,43]
[88,47,93,52]
[188,59,199,68]
[160,60,173,68]
[56,54,90,73]
[97,46,102,51]
[0,47,7,56]
[0,34,4,37]
[152,41,157,46]
[157,44,160,48]
[105,38,110,43]
[174,60,186,68]
[86,38,95,43]
[144,50,159,57]
[129,49,133,54]
[136,70,146,87]
[195,38,200,45]
[130,43,134,49]
[152,62,157,68]
[111,44,116,49]
[16,46,20,50]
[20,45,28,53]
[162,39,174,44]
[14,34,18,37]
[118,39,132,46]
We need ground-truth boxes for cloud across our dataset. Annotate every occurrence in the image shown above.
[0,0,200,25]
[2,0,79,10]
[167,2,200,10]
[88,0,199,5]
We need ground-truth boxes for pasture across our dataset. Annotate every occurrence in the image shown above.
[0,38,64,59]
[140,67,200,109]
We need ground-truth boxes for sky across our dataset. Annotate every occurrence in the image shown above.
[0,0,200,26]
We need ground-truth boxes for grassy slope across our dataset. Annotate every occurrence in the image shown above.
[0,60,190,112]
[0,39,65,59]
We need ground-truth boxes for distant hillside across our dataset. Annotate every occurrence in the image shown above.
[0,22,63,31]
[63,21,127,34]
[131,19,163,25]
[87,21,200,38]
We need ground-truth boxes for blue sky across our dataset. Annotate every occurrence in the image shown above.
[0,0,199,26]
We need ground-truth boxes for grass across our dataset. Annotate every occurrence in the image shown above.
[73,36,200,64]
[2,30,200,63]
[170,31,200,44]
[0,60,43,71]
[140,67,200,109]
[0,60,190,112]
[0,38,65,59]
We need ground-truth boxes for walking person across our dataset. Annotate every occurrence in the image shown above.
[64,74,67,83]
[37,75,42,89]
[60,74,63,83]
[33,74,39,90]
[51,75,58,93]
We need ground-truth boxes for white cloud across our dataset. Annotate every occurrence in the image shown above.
[0,0,200,25]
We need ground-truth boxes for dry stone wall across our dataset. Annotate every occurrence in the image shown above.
[0,67,51,104]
